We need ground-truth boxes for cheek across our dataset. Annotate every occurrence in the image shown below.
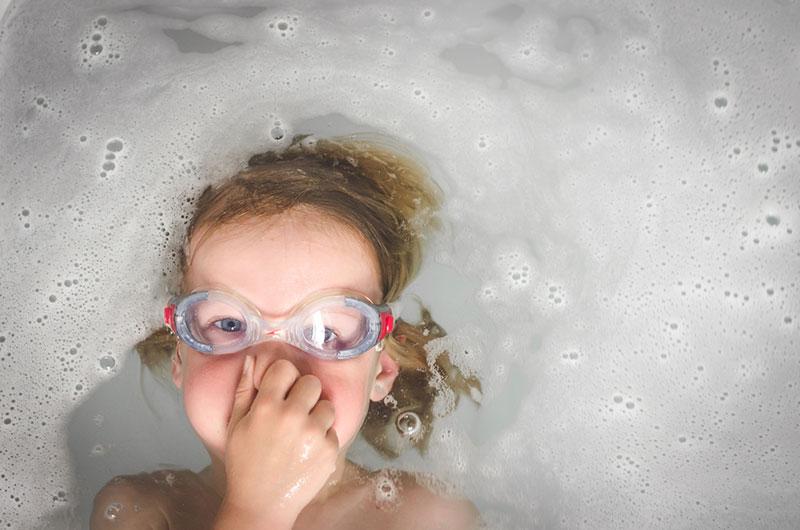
[315,362,375,448]
[180,353,377,456]
[326,382,369,448]
[182,357,241,456]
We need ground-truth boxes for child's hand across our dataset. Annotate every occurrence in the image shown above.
[216,355,339,529]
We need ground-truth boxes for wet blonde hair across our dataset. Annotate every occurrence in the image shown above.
[136,133,481,458]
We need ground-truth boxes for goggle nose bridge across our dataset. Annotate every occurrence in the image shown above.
[245,313,295,344]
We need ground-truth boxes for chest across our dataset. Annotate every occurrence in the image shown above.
[160,473,410,530]
[292,485,406,530]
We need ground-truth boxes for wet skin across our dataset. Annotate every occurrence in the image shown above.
[91,209,481,529]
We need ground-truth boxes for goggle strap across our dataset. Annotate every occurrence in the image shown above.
[378,310,394,341]
[164,304,177,334]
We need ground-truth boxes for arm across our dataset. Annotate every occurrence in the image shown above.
[90,476,169,530]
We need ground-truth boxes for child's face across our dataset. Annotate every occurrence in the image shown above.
[171,208,399,460]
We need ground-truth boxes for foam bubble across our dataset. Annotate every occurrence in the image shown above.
[372,469,403,511]
[395,411,421,437]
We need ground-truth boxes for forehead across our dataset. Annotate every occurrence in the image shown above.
[183,210,383,317]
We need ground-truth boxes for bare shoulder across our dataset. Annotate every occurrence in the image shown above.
[90,469,220,530]
[90,472,169,530]
[388,470,483,530]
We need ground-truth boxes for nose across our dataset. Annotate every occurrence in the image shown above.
[244,340,315,383]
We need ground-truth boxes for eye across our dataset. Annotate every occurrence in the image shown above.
[322,328,338,343]
[303,326,339,344]
[213,318,243,332]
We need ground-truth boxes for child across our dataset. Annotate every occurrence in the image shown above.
[90,133,483,529]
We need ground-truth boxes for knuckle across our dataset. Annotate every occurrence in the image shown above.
[233,386,252,401]
[301,422,321,438]
[250,394,281,416]
[249,397,277,418]
[282,402,305,421]
[283,403,306,422]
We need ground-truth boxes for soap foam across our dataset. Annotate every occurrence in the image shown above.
[1,0,799,528]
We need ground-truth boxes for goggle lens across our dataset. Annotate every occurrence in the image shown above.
[300,303,368,352]
[185,297,248,349]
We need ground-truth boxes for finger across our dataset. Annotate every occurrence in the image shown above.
[255,358,300,403]
[251,353,271,389]
[310,399,335,431]
[286,374,322,412]
[228,355,255,431]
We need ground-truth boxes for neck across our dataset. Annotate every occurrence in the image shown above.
[199,448,362,507]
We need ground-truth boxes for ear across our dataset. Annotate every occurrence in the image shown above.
[370,349,400,402]
[171,346,183,390]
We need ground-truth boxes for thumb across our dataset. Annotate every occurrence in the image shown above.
[228,355,255,433]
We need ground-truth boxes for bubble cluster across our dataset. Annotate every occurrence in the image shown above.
[372,469,402,511]
[266,15,299,39]
[495,249,534,290]
[610,394,639,412]
[78,16,125,69]
[103,502,121,520]
[100,138,124,177]
[546,283,565,305]
[270,120,285,141]
[18,207,32,229]
[382,393,398,408]
[560,349,582,363]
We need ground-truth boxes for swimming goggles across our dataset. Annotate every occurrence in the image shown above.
[163,288,399,360]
